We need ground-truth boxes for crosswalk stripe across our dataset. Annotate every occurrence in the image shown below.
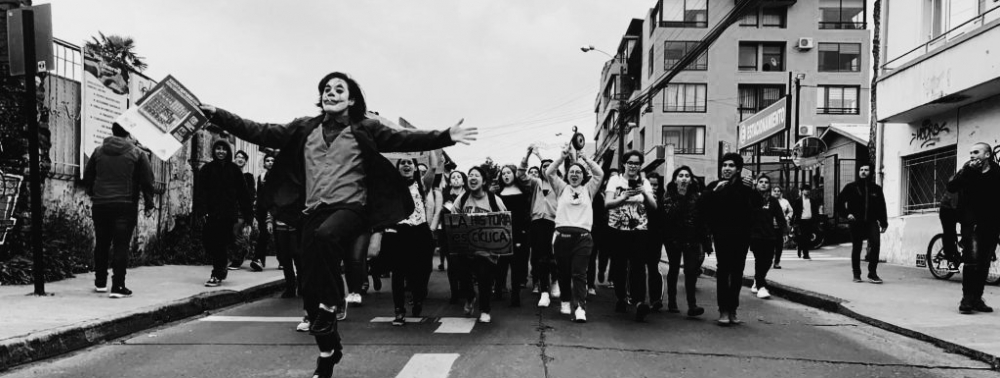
[199,316,301,322]
[434,318,477,333]
[396,353,459,378]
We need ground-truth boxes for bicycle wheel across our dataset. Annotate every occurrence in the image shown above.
[809,230,825,250]
[927,234,955,280]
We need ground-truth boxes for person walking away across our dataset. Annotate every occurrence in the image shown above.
[229,149,257,270]
[604,150,657,321]
[645,172,667,311]
[546,147,603,322]
[701,153,754,325]
[496,164,532,307]
[749,175,786,299]
[195,140,254,287]
[517,146,560,308]
[947,142,1000,314]
[250,154,275,272]
[939,188,961,272]
[199,71,475,378]
[454,167,507,323]
[837,163,888,284]
[383,157,437,326]
[770,186,792,269]
[791,185,820,260]
[662,166,710,317]
[83,123,156,298]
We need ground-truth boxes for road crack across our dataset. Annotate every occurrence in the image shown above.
[535,309,554,378]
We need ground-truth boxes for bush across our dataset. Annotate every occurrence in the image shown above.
[0,207,93,285]
[133,215,210,267]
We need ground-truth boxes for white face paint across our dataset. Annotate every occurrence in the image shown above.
[320,78,354,116]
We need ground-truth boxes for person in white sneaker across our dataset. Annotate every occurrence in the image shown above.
[517,146,560,309]
[545,145,604,322]
[748,175,786,301]
[453,166,508,323]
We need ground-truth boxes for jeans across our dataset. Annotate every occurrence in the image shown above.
[750,238,774,289]
[795,219,815,257]
[554,230,593,310]
[92,203,137,288]
[455,255,496,313]
[850,221,881,277]
[773,232,785,266]
[300,207,366,309]
[383,223,434,310]
[273,225,302,294]
[714,236,750,313]
[665,241,704,308]
[202,215,237,280]
[961,223,1000,304]
[530,219,556,292]
[608,228,650,305]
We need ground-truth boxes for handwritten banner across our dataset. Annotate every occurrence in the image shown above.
[442,212,513,256]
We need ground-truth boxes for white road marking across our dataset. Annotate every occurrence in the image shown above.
[396,353,459,378]
[434,318,477,333]
[199,316,302,322]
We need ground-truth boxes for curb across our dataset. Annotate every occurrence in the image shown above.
[701,266,1000,370]
[0,278,284,372]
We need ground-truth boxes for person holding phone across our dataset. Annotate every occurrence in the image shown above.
[947,142,1000,314]
[604,150,657,321]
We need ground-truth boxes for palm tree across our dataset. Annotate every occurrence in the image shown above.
[84,32,148,74]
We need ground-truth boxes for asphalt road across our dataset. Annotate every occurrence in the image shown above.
[3,266,998,378]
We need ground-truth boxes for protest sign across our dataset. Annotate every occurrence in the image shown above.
[114,75,208,161]
[442,211,513,256]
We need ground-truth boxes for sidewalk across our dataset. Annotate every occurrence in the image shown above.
[701,244,1000,369]
[0,257,284,371]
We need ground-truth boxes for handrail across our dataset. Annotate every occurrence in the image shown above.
[882,6,1000,72]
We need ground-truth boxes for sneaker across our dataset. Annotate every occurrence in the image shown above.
[464,299,476,316]
[948,263,961,273]
[346,293,362,306]
[205,277,221,287]
[773,264,782,269]
[687,306,705,317]
[296,316,311,332]
[537,292,551,308]
[335,304,347,321]
[635,302,650,322]
[574,307,587,323]
[587,287,597,296]
[853,276,863,283]
[227,261,241,270]
[109,286,132,298]
[729,311,743,325]
[392,311,406,326]
[560,302,572,315]
[550,282,561,298]
[750,281,758,294]
[974,300,994,313]
[757,287,771,299]
[478,312,492,323]
[868,273,883,284]
[94,285,108,293]
[717,311,731,325]
[960,300,975,315]
[250,260,263,272]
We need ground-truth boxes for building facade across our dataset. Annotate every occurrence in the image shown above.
[876,0,1000,265]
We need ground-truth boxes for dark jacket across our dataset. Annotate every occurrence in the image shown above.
[255,170,272,222]
[194,140,254,222]
[662,182,710,247]
[947,161,1000,227]
[83,136,155,210]
[209,108,454,228]
[749,190,787,240]
[791,195,822,223]
[701,177,754,239]
[837,179,888,226]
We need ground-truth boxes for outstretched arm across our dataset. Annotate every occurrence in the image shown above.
[368,118,472,153]
[200,105,297,148]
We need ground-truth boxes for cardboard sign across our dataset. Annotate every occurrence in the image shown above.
[115,75,209,161]
[442,212,513,256]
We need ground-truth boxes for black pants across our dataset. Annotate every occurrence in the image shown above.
[253,215,270,262]
[554,231,593,310]
[345,232,369,294]
[665,240,704,308]
[437,229,461,300]
[273,225,303,294]
[849,221,881,277]
[92,203,137,288]
[645,236,664,305]
[750,238,774,289]
[202,215,237,280]
[301,207,366,309]
[530,219,556,292]
[384,224,434,311]
[940,208,960,260]
[714,236,750,313]
[795,219,815,257]
[608,228,649,305]
[505,225,531,294]
[456,255,496,313]
[962,223,999,304]
[773,232,785,266]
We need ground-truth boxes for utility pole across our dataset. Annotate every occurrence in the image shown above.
[14,8,46,295]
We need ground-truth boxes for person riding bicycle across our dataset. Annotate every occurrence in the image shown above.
[837,163,887,284]
[947,142,1000,315]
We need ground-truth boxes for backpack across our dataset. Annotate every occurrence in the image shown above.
[457,191,501,213]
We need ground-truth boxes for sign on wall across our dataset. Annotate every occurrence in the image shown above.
[79,45,129,177]
[737,97,787,149]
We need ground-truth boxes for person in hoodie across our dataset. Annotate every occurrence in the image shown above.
[947,142,1000,315]
[195,139,254,288]
[228,150,258,270]
[748,175,786,300]
[661,166,710,317]
[837,163,888,284]
[83,123,155,298]
[701,152,754,325]
[517,145,560,308]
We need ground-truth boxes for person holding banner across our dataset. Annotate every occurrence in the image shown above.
[453,166,508,323]
[199,71,476,378]
[545,146,604,322]
[495,165,532,307]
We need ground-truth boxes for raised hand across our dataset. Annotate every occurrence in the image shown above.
[448,119,478,145]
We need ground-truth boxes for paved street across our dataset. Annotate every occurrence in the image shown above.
[3,265,997,378]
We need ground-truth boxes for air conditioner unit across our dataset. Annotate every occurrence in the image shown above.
[798,125,816,136]
[797,37,814,50]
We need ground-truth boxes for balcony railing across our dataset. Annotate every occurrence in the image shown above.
[674,147,705,155]
[818,21,866,30]
[882,6,1000,73]
[817,107,860,115]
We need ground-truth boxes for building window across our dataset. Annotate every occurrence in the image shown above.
[738,84,785,119]
[664,41,708,71]
[661,0,708,28]
[761,7,787,27]
[818,43,861,72]
[663,83,707,112]
[739,9,759,26]
[738,44,757,71]
[738,42,784,71]
[819,0,866,29]
[661,126,706,154]
[640,129,646,152]
[817,85,860,114]
[902,147,956,214]
[649,46,654,77]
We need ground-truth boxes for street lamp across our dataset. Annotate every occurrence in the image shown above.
[582,44,627,167]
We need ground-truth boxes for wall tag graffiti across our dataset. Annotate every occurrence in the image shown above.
[910,119,950,148]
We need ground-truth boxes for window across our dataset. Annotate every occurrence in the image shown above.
[739,10,759,26]
[640,129,646,152]
[664,41,708,71]
[761,44,784,71]
[761,7,787,27]
[661,0,708,28]
[663,83,707,112]
[738,84,785,119]
[661,126,706,154]
[738,44,757,71]
[649,46,654,77]
[738,42,784,71]
[820,0,866,29]
[902,147,956,214]
[818,43,861,72]
[817,85,860,114]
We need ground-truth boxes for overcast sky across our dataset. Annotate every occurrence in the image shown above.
[40,0,656,168]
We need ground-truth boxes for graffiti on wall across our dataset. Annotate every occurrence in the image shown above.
[910,119,950,148]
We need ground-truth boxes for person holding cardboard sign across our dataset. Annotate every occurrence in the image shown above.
[453,166,508,324]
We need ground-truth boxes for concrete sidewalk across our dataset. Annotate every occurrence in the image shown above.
[0,257,285,371]
[701,244,1000,369]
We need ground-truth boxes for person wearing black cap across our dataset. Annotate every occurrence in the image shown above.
[701,152,753,325]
